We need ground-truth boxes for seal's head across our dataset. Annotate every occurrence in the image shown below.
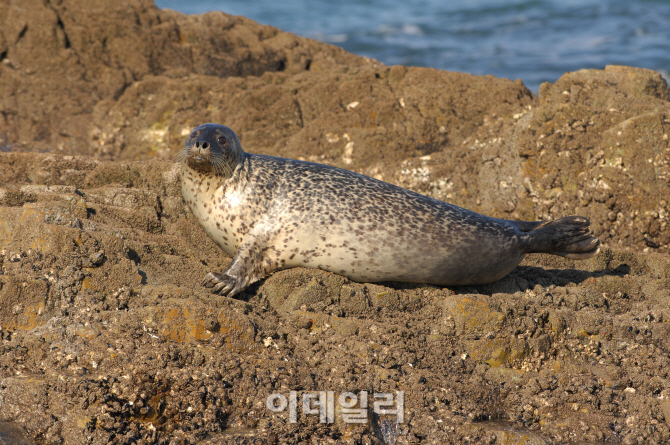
[175,123,245,177]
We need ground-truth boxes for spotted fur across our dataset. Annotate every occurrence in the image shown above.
[180,124,600,297]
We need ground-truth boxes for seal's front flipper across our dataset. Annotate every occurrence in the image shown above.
[524,216,600,259]
[202,237,279,297]
[202,271,241,296]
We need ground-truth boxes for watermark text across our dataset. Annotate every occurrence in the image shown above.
[266,391,404,423]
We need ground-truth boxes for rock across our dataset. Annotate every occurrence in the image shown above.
[0,421,34,445]
[1,151,670,443]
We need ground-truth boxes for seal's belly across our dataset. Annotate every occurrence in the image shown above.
[278,219,525,286]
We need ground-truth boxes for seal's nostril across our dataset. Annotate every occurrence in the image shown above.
[194,140,210,150]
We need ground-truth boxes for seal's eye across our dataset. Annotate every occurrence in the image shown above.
[190,131,200,139]
[218,136,228,146]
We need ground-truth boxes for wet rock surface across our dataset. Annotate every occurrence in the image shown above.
[2,1,670,444]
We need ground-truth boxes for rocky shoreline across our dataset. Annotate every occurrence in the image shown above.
[2,1,670,444]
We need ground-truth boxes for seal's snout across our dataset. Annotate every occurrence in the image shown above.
[191,140,212,162]
[194,140,210,151]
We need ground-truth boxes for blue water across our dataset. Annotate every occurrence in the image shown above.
[156,0,670,93]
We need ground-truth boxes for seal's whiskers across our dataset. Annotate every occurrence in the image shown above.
[212,157,233,177]
[172,149,188,164]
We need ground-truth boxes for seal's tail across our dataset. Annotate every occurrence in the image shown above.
[517,216,600,259]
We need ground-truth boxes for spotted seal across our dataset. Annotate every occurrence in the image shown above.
[177,123,600,297]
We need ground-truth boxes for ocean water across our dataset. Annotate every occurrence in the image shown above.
[156,0,670,93]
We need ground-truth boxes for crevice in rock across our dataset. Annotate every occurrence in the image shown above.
[276,58,286,72]
[294,98,304,128]
[55,16,71,48]
[127,248,141,265]
[46,1,72,49]
[16,24,27,43]
[112,80,132,101]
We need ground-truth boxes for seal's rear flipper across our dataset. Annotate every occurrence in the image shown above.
[523,216,600,259]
